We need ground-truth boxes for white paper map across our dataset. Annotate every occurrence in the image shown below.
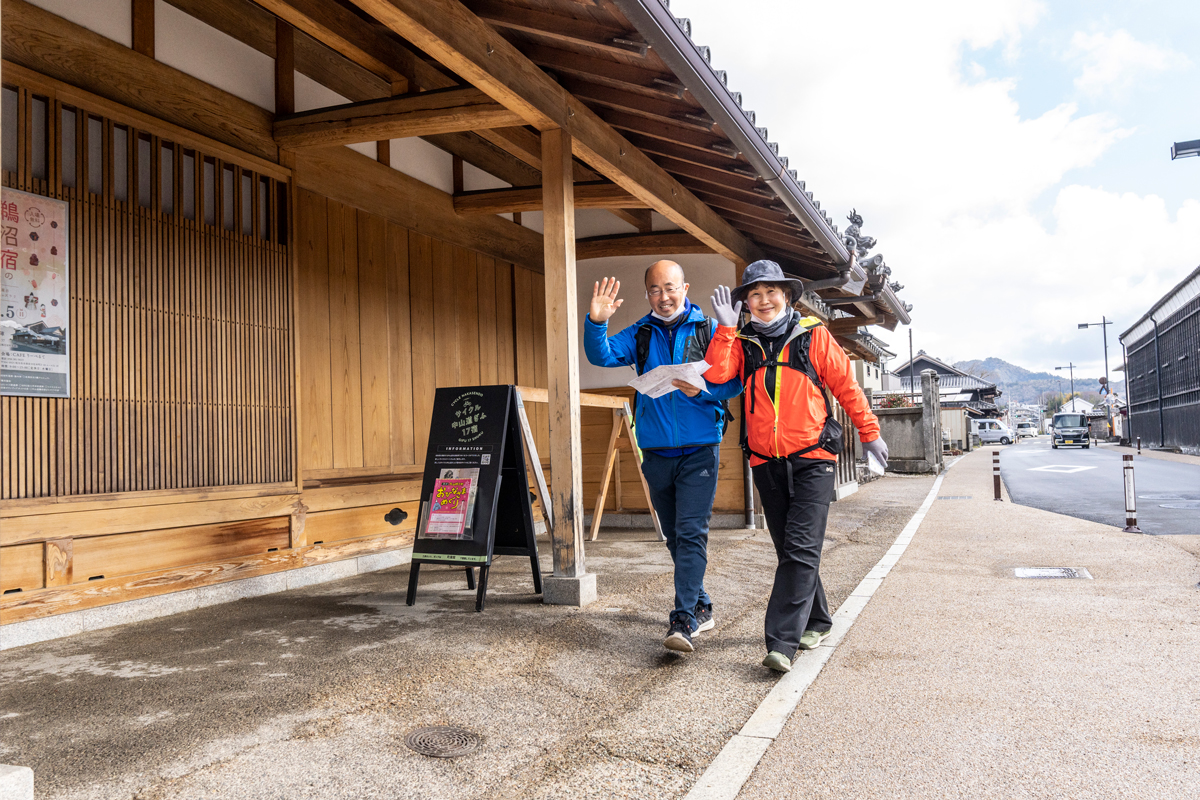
[628,360,710,399]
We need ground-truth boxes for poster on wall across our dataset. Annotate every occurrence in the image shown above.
[0,188,70,398]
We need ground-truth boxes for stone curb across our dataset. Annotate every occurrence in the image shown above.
[682,466,952,800]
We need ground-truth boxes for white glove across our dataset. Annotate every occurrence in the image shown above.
[710,285,742,328]
[862,437,889,470]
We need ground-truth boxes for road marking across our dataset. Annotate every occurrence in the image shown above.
[683,468,952,800]
[1027,465,1096,473]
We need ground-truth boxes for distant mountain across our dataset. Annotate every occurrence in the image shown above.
[952,357,1124,406]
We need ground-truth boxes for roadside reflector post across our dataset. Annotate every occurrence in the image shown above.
[993,450,1002,501]
[1122,454,1143,533]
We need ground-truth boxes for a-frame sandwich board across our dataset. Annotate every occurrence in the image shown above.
[406,385,542,611]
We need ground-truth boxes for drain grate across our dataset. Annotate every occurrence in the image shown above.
[1160,502,1200,510]
[404,726,482,758]
[1014,567,1092,579]
[938,495,972,500]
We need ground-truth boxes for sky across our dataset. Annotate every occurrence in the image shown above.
[671,0,1200,382]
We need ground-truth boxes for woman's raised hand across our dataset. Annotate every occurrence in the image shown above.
[590,277,624,323]
[710,284,742,328]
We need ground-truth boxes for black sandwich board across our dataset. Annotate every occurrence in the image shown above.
[406,385,542,611]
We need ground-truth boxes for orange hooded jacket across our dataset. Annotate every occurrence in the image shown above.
[705,317,881,466]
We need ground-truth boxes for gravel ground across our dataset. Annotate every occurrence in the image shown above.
[0,473,933,800]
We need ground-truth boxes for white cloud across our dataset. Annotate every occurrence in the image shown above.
[1067,30,1190,96]
[670,0,1198,376]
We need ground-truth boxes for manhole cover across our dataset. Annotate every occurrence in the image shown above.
[1014,567,1092,579]
[1160,502,1200,509]
[404,726,482,758]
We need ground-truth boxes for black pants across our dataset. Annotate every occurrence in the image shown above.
[753,456,836,659]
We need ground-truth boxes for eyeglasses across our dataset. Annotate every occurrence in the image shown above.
[646,283,683,299]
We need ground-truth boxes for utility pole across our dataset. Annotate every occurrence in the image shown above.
[908,328,915,406]
[1056,363,1076,408]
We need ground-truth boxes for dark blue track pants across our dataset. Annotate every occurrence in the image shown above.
[640,446,720,632]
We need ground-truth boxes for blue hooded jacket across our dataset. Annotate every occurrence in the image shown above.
[584,301,742,450]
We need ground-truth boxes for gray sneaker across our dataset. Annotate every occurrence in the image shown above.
[694,602,714,634]
[798,629,832,650]
[762,651,792,673]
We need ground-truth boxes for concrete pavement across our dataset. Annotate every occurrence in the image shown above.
[738,446,1200,799]
[0,473,934,800]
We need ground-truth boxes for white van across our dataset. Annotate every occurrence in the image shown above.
[974,419,1014,445]
[1015,422,1037,439]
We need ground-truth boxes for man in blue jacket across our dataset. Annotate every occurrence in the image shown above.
[585,260,742,653]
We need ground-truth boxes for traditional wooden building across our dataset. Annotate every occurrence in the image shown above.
[0,0,910,645]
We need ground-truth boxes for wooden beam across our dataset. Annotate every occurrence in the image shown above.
[576,231,713,260]
[163,0,391,102]
[610,208,652,233]
[464,0,647,58]
[275,17,295,115]
[826,317,873,337]
[540,127,587,579]
[454,181,646,215]
[292,145,544,271]
[2,0,278,162]
[523,43,685,99]
[273,86,524,148]
[132,0,155,58]
[252,0,454,90]
[341,0,764,265]
[422,131,541,186]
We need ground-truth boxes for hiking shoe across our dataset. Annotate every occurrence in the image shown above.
[694,602,714,634]
[798,629,832,650]
[664,620,694,653]
[762,651,792,673]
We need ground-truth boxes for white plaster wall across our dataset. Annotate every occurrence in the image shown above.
[30,0,131,46]
[575,253,736,390]
[155,0,274,111]
[575,209,636,239]
[388,137,454,194]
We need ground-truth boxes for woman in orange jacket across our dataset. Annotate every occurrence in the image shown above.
[706,260,889,673]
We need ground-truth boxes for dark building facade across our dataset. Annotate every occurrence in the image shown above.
[1121,265,1200,454]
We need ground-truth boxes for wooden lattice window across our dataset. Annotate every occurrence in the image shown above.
[1,71,295,499]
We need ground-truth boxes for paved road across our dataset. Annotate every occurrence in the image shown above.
[1000,437,1200,535]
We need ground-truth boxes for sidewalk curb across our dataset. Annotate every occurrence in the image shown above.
[682,467,952,800]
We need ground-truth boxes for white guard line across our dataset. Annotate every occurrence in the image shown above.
[683,463,954,800]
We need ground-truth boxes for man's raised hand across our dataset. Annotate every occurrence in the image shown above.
[590,277,624,323]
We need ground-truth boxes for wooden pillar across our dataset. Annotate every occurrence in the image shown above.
[274,19,295,116]
[132,0,155,59]
[541,127,587,581]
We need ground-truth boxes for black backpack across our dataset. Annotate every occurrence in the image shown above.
[633,317,733,436]
[738,324,843,462]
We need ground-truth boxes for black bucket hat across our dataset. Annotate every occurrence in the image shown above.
[731,260,805,305]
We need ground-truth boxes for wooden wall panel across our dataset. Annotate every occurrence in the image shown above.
[71,518,290,582]
[0,543,46,593]
[386,224,415,466]
[297,189,333,471]
[0,76,294,500]
[328,202,363,468]
[357,210,391,468]
[302,501,419,546]
[408,232,436,460]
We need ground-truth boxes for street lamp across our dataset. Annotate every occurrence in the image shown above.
[1055,363,1076,408]
[1171,139,1200,160]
